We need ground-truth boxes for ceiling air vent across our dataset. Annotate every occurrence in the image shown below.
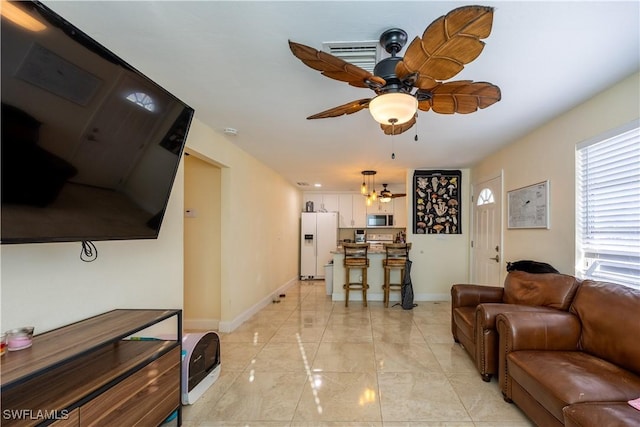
[322,41,380,73]
[297,182,311,187]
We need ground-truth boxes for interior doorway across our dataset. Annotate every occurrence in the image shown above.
[183,153,222,330]
[471,174,503,285]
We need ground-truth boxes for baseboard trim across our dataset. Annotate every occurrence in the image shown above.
[218,277,298,333]
[184,318,220,331]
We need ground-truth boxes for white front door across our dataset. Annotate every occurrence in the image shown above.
[471,175,502,285]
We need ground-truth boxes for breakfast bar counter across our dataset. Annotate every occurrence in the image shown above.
[331,250,402,304]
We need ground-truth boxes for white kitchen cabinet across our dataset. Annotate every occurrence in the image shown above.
[303,193,323,211]
[321,194,339,212]
[338,194,367,228]
[367,200,394,214]
[338,194,354,227]
[352,195,367,227]
[393,197,408,228]
[302,192,339,212]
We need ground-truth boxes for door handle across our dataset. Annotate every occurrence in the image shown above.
[489,255,499,263]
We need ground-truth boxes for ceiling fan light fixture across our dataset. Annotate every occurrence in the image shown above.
[368,92,417,125]
[380,184,392,203]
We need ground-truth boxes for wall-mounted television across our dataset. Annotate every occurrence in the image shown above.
[1,1,194,244]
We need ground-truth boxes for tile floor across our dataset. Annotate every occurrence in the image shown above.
[181,281,534,426]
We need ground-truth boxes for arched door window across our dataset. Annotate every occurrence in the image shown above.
[126,92,155,112]
[477,188,495,206]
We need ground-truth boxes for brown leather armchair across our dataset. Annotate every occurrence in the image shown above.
[451,271,580,381]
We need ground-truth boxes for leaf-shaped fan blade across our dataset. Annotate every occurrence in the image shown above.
[421,81,501,114]
[380,115,417,135]
[307,99,372,119]
[289,41,386,89]
[397,6,494,86]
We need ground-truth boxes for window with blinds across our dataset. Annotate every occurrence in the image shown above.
[576,121,640,289]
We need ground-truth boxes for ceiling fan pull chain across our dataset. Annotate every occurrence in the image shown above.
[391,122,396,159]
[414,113,419,141]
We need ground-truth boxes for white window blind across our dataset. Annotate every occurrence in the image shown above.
[576,121,640,289]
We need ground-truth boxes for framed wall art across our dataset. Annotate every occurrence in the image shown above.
[507,180,550,229]
[413,170,461,234]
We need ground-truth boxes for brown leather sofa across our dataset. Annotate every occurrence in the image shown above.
[497,280,640,426]
[451,271,580,381]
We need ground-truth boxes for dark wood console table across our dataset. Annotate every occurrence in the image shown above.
[1,309,182,426]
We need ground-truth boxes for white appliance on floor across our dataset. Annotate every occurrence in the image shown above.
[300,211,338,279]
[181,331,221,405]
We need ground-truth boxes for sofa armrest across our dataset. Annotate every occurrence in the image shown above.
[477,304,560,329]
[496,311,581,352]
[496,311,581,399]
[473,304,562,381]
[451,284,504,308]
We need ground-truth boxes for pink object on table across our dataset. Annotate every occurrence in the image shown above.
[8,335,32,350]
[629,397,640,411]
[7,332,33,351]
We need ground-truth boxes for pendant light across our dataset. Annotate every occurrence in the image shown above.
[361,170,378,206]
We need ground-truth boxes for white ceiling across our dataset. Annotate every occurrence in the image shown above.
[45,1,639,193]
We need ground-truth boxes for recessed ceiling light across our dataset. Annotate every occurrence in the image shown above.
[314,183,322,188]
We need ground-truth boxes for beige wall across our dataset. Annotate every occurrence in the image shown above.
[184,155,222,329]
[401,169,471,299]
[0,162,185,333]
[472,72,640,283]
[0,114,302,335]
[185,118,302,331]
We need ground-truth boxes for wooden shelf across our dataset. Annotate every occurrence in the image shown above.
[1,309,179,387]
[1,309,182,427]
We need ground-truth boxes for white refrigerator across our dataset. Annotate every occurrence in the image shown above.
[300,212,338,279]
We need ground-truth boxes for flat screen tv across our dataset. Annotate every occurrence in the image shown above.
[1,1,194,244]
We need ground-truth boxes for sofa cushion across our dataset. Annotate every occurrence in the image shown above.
[570,281,640,375]
[502,271,579,310]
[563,402,640,427]
[508,350,640,422]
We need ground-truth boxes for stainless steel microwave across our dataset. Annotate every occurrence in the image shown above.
[367,214,394,228]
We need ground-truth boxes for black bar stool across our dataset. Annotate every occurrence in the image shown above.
[343,243,370,307]
[382,243,411,308]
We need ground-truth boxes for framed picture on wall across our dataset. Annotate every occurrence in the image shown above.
[413,170,461,234]
[507,180,550,229]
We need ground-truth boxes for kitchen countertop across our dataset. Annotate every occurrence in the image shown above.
[331,247,389,254]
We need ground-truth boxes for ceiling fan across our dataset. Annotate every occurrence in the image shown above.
[379,184,406,202]
[288,5,501,135]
